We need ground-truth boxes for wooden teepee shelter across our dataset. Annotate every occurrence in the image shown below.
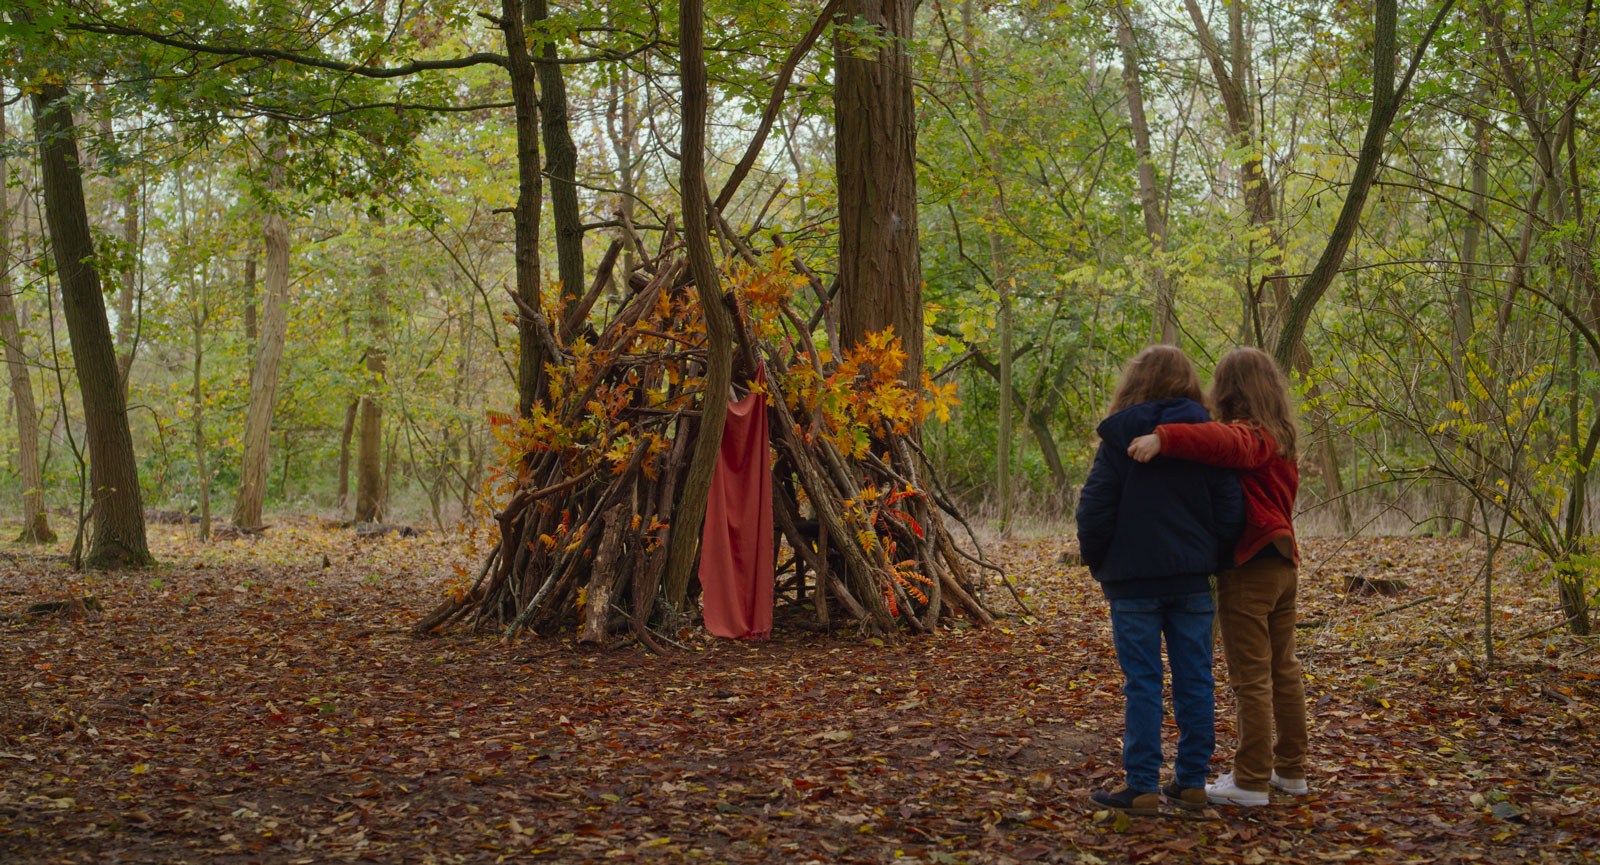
[413,225,1001,647]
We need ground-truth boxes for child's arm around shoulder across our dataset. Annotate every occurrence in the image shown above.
[1155,421,1277,470]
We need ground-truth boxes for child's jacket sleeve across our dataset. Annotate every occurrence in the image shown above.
[1157,421,1277,470]
[1209,466,1246,570]
[1074,441,1122,571]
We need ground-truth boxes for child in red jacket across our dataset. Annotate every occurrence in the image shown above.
[1127,347,1308,806]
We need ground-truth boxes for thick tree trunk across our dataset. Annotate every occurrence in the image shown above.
[1115,1,1178,344]
[233,144,291,530]
[836,0,925,384]
[529,0,586,324]
[660,0,736,614]
[0,87,53,543]
[499,0,547,418]
[32,83,151,568]
[355,214,388,523]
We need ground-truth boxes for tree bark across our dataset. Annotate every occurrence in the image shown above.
[1183,0,1288,340]
[578,498,631,643]
[1115,1,1178,344]
[499,0,547,418]
[233,142,291,530]
[243,253,257,349]
[114,175,138,392]
[0,84,53,543]
[336,398,358,512]
[32,82,151,567]
[957,1,1014,534]
[175,164,212,542]
[1453,110,1488,368]
[191,300,211,542]
[836,0,925,384]
[529,0,585,324]
[356,212,388,523]
[605,66,641,283]
[660,0,736,614]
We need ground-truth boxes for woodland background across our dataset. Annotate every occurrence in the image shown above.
[0,0,1595,628]
[2,0,1599,861]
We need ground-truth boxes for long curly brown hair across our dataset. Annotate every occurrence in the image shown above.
[1108,345,1204,413]
[1209,347,1298,459]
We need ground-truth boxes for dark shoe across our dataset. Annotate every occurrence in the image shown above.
[1162,782,1208,810]
[1089,786,1160,815]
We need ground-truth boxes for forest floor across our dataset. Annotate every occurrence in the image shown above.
[2,519,1597,864]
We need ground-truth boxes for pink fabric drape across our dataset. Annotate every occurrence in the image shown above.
[698,373,774,639]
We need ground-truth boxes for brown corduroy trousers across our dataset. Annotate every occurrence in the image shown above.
[1216,554,1308,791]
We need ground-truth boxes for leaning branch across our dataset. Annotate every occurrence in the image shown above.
[1272,0,1457,367]
[712,0,841,214]
[68,21,510,77]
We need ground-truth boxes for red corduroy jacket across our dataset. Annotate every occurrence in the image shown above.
[1155,421,1300,566]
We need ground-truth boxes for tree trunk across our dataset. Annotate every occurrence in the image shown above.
[499,0,547,418]
[836,0,925,384]
[192,302,211,542]
[605,66,641,284]
[660,0,736,614]
[114,175,138,392]
[963,346,1070,494]
[957,1,1014,534]
[1115,1,1179,344]
[1448,98,1489,538]
[243,253,257,349]
[233,143,291,530]
[0,85,53,543]
[997,287,1014,534]
[356,213,388,523]
[32,82,151,567]
[175,163,211,542]
[1183,0,1288,341]
[335,399,358,512]
[529,0,586,324]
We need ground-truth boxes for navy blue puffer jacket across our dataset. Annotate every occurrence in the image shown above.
[1075,398,1244,600]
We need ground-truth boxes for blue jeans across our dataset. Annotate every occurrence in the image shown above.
[1109,591,1216,791]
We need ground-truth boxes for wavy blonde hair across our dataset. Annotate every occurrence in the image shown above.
[1208,347,1298,459]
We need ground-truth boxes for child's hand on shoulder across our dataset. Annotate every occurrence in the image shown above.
[1127,434,1161,462]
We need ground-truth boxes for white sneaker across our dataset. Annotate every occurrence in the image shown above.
[1270,771,1309,795]
[1206,772,1269,806]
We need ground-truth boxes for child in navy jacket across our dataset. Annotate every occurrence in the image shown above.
[1076,346,1243,814]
